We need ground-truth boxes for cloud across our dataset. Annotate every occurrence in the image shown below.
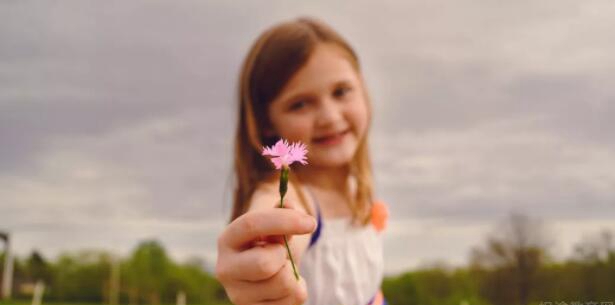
[0,111,231,266]
[373,115,615,220]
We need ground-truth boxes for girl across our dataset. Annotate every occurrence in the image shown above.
[216,17,387,305]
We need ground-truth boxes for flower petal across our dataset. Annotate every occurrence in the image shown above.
[262,139,309,169]
[274,139,290,156]
[289,142,308,164]
[271,157,283,170]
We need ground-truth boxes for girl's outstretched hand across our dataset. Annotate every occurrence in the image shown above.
[216,202,316,305]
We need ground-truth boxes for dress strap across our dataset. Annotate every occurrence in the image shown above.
[306,187,322,248]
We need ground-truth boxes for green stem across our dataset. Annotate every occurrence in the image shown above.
[283,225,300,280]
[279,167,299,281]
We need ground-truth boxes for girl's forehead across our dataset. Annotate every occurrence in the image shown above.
[275,44,361,101]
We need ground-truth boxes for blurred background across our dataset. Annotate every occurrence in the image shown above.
[1,1,614,305]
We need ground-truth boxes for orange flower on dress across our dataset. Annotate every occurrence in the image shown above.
[370,200,388,233]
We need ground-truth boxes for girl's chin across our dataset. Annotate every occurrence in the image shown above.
[307,160,352,169]
[308,150,356,167]
[306,137,358,166]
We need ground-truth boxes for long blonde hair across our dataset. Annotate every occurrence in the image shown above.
[231,17,374,225]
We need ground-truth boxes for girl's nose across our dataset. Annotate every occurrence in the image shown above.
[315,98,343,127]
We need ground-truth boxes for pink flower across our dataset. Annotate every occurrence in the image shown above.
[262,139,309,281]
[262,139,308,170]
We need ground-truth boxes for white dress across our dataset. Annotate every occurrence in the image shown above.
[299,189,386,305]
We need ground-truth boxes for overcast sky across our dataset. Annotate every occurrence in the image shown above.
[1,0,615,274]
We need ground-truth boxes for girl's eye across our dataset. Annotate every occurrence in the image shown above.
[289,100,307,111]
[333,86,352,99]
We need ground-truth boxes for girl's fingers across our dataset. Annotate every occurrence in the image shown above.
[238,263,308,305]
[253,200,308,245]
[222,242,287,282]
[254,289,306,305]
[220,208,316,250]
[275,199,299,209]
[271,200,303,244]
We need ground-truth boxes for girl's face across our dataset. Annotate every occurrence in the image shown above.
[267,43,370,169]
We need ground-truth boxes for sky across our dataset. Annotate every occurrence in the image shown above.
[1,0,615,275]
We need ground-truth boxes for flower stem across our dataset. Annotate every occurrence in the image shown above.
[279,167,300,281]
[283,229,300,280]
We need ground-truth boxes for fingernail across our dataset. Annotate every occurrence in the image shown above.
[303,216,316,231]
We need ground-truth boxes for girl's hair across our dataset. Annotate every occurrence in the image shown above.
[231,17,374,225]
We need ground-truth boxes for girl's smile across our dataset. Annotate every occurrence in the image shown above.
[312,129,350,146]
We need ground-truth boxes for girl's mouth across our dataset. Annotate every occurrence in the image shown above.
[313,129,350,146]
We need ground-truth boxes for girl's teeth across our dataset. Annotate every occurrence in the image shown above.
[314,131,346,144]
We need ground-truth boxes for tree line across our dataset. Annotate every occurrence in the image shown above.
[1,213,614,305]
[383,214,615,305]
[0,241,229,305]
